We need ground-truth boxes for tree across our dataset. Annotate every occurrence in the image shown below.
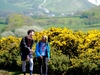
[4,14,34,31]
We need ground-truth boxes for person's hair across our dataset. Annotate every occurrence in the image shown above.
[42,35,48,41]
[27,29,35,35]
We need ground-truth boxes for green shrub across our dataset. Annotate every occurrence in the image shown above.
[0,28,100,75]
[48,48,70,75]
[0,36,21,70]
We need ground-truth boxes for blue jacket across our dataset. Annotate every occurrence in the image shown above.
[35,41,50,58]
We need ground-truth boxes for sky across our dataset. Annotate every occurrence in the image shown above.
[88,0,100,6]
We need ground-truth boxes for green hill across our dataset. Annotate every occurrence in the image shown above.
[42,0,95,13]
[0,0,95,13]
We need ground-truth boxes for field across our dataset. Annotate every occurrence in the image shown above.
[43,24,100,32]
[0,19,6,32]
[0,24,6,29]
[1,16,100,33]
[33,17,100,32]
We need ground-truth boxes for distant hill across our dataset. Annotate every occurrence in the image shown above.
[0,0,96,14]
[0,0,21,11]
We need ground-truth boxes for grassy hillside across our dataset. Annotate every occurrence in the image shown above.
[0,19,6,32]
[1,16,100,33]
[0,0,95,13]
[43,0,94,13]
[34,17,100,32]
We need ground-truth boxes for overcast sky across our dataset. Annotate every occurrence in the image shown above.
[88,0,100,6]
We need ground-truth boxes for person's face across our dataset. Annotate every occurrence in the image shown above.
[29,31,34,36]
[42,36,46,42]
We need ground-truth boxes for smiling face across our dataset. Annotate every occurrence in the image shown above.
[27,29,35,38]
[42,36,48,42]
[29,31,34,37]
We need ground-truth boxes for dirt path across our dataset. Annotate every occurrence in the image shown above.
[38,0,49,13]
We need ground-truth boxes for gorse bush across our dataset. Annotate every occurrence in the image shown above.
[0,36,21,70]
[0,27,100,74]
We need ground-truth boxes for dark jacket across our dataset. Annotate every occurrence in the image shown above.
[20,36,34,55]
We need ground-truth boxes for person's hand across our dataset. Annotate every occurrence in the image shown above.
[27,55,29,61]
[29,50,34,53]
[48,58,50,62]
[39,56,43,59]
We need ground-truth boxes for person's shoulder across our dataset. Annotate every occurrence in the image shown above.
[32,39,34,42]
[38,40,42,43]
[21,36,27,41]
[36,40,42,45]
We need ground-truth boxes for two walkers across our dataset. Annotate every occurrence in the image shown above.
[20,29,50,75]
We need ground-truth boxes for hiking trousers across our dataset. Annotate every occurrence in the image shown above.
[38,56,49,75]
[22,58,34,73]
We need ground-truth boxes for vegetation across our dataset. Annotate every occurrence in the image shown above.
[0,70,10,75]
[0,19,6,32]
[0,0,95,13]
[1,7,100,37]
[0,5,100,36]
[0,28,100,75]
[0,25,6,30]
[0,0,100,75]
[0,70,39,75]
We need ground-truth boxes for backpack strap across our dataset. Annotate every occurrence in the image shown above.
[38,41,41,47]
[38,41,48,47]
[38,41,48,52]
[38,41,41,53]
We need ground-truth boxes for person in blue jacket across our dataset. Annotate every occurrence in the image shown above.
[35,35,50,75]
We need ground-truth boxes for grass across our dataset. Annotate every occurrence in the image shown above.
[0,70,39,75]
[0,70,51,75]
[42,0,93,13]
[0,19,7,32]
[41,23,100,32]
[0,70,10,75]
[1,16,100,33]
[0,0,93,13]
[0,24,6,32]
[34,17,100,32]
[0,24,6,27]
[0,69,52,75]
[9,71,39,75]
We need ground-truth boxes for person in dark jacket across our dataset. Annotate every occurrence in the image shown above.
[20,29,35,75]
[35,35,50,75]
